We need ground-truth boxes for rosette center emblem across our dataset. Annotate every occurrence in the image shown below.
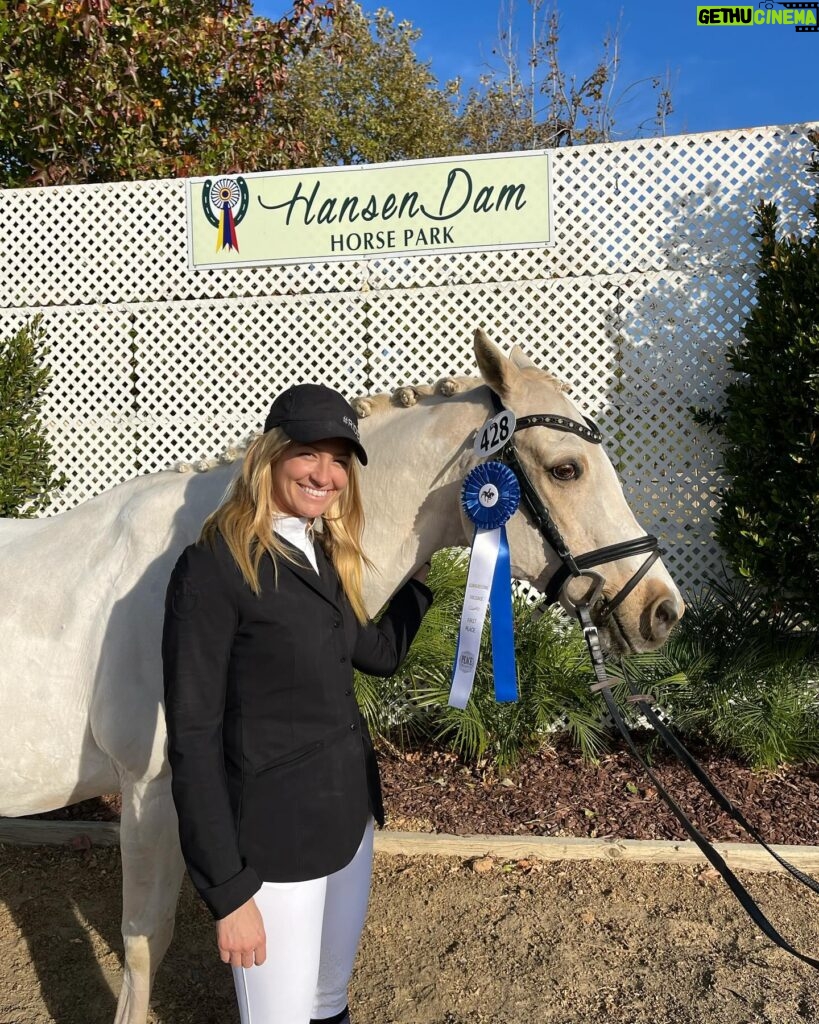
[461,461,520,531]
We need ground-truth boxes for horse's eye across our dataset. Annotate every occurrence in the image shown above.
[550,462,579,481]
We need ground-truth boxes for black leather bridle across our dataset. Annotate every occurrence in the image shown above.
[488,389,660,625]
[484,387,819,971]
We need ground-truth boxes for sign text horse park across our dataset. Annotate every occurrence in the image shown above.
[186,152,552,269]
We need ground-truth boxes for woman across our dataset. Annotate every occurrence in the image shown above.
[162,383,433,1024]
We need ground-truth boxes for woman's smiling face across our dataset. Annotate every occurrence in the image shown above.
[272,437,353,519]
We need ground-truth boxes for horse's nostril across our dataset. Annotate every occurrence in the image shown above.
[653,597,680,634]
[639,587,684,644]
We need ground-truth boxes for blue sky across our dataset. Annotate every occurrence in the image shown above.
[260,0,817,140]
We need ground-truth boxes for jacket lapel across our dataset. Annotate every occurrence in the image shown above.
[277,539,340,609]
[313,540,343,604]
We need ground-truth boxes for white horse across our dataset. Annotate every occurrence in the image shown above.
[0,331,683,1023]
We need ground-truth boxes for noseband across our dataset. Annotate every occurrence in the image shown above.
[487,390,660,626]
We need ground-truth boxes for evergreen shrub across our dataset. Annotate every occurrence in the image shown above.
[695,186,819,624]
[0,316,66,516]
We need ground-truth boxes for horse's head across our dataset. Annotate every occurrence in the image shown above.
[472,328,684,654]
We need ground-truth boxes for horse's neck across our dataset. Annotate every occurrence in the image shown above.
[358,388,489,612]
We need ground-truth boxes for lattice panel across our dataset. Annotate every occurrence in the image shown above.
[551,124,815,279]
[0,305,139,510]
[4,178,375,309]
[132,295,376,474]
[2,123,817,596]
[361,277,621,403]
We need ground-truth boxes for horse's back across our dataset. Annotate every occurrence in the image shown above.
[1,465,231,579]
[0,465,235,812]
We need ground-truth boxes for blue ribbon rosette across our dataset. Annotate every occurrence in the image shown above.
[448,461,521,709]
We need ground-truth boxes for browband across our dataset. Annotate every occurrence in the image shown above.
[514,413,602,445]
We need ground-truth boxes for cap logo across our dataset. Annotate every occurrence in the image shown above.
[343,415,360,439]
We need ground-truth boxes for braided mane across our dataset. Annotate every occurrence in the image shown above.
[174,366,568,472]
[351,365,568,420]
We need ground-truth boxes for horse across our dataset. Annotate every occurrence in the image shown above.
[0,329,683,1023]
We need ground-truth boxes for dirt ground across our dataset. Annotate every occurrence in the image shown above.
[1,843,818,1024]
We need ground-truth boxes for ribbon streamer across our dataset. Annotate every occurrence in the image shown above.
[216,202,239,252]
[211,178,243,252]
[448,461,521,709]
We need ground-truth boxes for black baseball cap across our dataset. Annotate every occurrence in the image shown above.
[263,383,368,465]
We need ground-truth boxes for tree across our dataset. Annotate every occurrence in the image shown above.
[0,316,66,516]
[0,0,336,186]
[457,0,673,152]
[695,179,819,624]
[274,2,460,167]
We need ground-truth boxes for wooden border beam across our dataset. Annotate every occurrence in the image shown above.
[374,831,819,872]
[2,819,819,873]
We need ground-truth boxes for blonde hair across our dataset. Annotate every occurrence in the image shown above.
[200,427,373,622]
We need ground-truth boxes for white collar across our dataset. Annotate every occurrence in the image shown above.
[272,514,313,547]
[272,515,318,573]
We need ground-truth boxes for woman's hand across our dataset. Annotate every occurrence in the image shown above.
[412,561,431,585]
[216,897,267,968]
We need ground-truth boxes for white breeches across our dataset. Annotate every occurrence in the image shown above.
[232,818,374,1023]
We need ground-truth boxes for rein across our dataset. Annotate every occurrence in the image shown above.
[485,388,819,971]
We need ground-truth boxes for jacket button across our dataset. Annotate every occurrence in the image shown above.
[333,618,341,628]
[350,723,357,731]
[340,655,347,663]
[344,689,352,696]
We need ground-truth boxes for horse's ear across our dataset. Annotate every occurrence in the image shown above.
[509,345,537,371]
[474,328,521,400]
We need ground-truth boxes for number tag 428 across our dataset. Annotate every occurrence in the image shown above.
[473,410,516,458]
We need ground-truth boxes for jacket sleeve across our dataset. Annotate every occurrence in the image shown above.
[162,541,261,920]
[352,577,434,678]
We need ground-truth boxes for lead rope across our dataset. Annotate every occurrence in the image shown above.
[577,601,819,971]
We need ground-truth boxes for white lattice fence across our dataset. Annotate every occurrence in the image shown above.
[1,123,817,595]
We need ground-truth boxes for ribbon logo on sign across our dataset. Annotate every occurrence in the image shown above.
[201,176,250,253]
[448,460,521,709]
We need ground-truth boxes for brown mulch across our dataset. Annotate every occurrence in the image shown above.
[379,735,819,847]
[26,736,819,847]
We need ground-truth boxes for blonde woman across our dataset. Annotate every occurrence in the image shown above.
[162,384,432,1024]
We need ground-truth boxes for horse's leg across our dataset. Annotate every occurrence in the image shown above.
[114,774,185,1024]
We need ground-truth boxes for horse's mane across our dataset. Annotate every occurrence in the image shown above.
[350,365,568,421]
[172,366,568,473]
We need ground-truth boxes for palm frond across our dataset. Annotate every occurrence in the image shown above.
[363,555,819,771]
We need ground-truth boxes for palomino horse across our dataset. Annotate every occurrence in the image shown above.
[0,330,683,1022]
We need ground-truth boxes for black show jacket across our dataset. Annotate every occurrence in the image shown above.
[162,531,432,920]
